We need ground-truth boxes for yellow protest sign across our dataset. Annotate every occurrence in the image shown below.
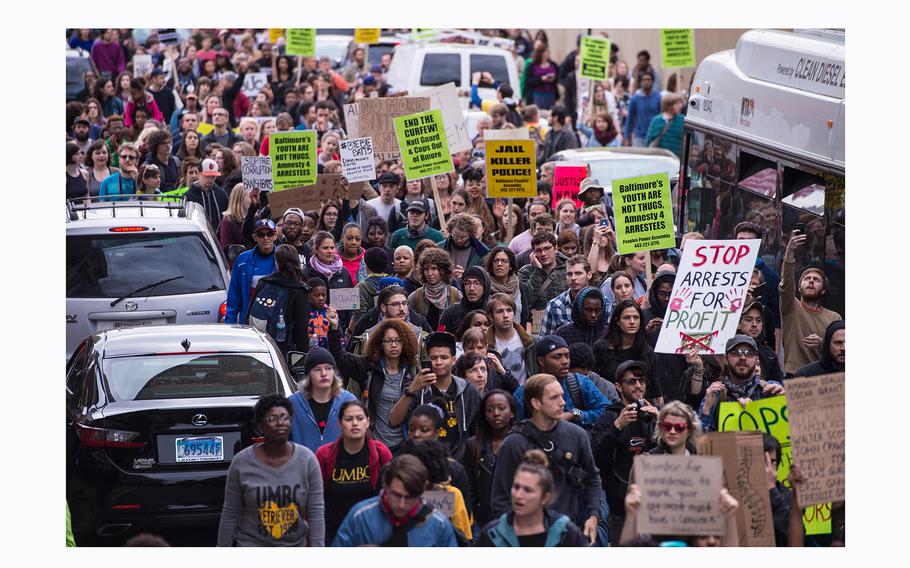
[355,29,381,44]
[286,28,316,57]
[269,29,285,44]
[485,140,536,198]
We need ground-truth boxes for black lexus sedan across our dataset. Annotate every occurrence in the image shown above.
[66,324,298,538]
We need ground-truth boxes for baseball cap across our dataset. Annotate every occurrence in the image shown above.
[406,200,428,214]
[378,171,400,185]
[150,68,166,77]
[370,64,383,73]
[282,207,306,222]
[426,332,457,356]
[200,158,221,176]
[535,335,569,358]
[614,360,649,381]
[185,92,198,99]
[362,75,377,86]
[578,177,605,196]
[253,219,277,234]
[742,300,764,315]
[725,334,758,353]
[73,117,91,128]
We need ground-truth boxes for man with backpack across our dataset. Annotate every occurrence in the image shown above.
[224,219,278,325]
[247,244,312,354]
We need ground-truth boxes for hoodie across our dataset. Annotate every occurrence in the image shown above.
[289,388,358,453]
[555,286,609,346]
[641,271,690,403]
[794,320,845,377]
[224,246,277,324]
[185,181,229,231]
[250,272,312,352]
[438,266,491,334]
[409,376,481,458]
[339,247,367,286]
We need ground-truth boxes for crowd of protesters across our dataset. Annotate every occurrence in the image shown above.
[65,28,844,548]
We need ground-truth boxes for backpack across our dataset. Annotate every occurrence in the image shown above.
[529,125,547,165]
[566,373,584,410]
[247,281,294,348]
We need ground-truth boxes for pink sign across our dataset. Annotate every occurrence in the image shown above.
[551,165,588,210]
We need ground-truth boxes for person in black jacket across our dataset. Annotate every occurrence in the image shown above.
[184,158,229,230]
[439,266,491,334]
[540,106,579,162]
[555,286,609,346]
[249,244,312,353]
[641,270,691,404]
[593,299,663,405]
[793,319,845,378]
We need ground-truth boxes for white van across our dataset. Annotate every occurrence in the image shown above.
[386,42,521,109]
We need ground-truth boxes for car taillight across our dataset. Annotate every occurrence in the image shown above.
[109,226,149,232]
[75,423,145,448]
[218,302,227,322]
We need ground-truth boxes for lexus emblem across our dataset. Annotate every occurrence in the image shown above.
[125,301,138,311]
[192,414,208,426]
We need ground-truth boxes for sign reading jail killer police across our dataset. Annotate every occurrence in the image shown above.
[485,139,536,198]
[612,172,675,254]
[338,137,376,183]
[394,109,453,180]
[269,130,316,190]
[241,156,273,192]
[661,29,696,68]
[655,239,759,355]
[634,454,725,536]
[354,28,381,44]
[579,36,611,81]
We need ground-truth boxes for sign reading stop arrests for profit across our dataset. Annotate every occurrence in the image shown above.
[394,109,453,180]
[613,172,676,254]
[285,28,316,57]
[579,36,610,81]
[269,130,316,190]
[485,140,536,198]
[661,29,696,68]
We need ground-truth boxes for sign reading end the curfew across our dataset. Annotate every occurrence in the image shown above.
[394,109,453,180]
[612,172,675,254]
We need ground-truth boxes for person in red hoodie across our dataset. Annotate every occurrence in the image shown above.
[315,400,393,545]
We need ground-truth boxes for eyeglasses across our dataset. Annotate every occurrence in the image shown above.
[660,421,688,434]
[621,377,646,385]
[263,414,291,424]
[255,231,276,238]
[384,301,408,309]
[492,258,509,265]
[120,155,138,161]
[283,220,301,227]
[382,338,402,345]
[729,348,757,358]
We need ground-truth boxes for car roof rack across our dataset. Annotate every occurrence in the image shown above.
[395,29,515,50]
[66,196,188,222]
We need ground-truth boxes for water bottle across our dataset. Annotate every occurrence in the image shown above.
[276,313,287,342]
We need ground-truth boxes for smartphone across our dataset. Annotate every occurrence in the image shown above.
[792,223,806,236]
[752,282,768,299]
[599,218,610,228]
[421,360,433,371]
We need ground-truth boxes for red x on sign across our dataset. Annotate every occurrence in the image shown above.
[675,330,719,354]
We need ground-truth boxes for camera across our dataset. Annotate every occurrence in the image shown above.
[634,399,653,421]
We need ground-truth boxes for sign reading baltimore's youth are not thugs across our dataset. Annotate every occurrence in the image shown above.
[579,36,611,81]
[393,109,453,180]
[612,172,676,254]
[269,131,316,191]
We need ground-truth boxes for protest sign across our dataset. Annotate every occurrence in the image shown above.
[551,164,587,210]
[267,175,362,219]
[485,140,536,198]
[785,373,845,509]
[634,454,725,536]
[661,29,696,68]
[343,103,359,138]
[133,54,152,77]
[357,96,430,159]
[719,396,832,536]
[329,288,360,311]
[394,109,454,180]
[241,72,268,99]
[269,29,285,44]
[157,29,180,45]
[655,239,759,355]
[354,28,381,44]
[286,29,316,57]
[415,83,472,153]
[612,172,676,254]
[269,131,317,191]
[483,127,530,141]
[580,36,611,81]
[338,137,376,183]
[241,156,273,192]
[422,490,455,517]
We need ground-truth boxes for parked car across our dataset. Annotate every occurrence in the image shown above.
[65,199,231,360]
[343,37,401,69]
[65,324,299,537]
[66,43,97,101]
[315,34,354,69]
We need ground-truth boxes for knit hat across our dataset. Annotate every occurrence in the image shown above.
[303,346,336,375]
[379,276,405,289]
[462,266,487,287]
[364,247,390,273]
[535,335,569,358]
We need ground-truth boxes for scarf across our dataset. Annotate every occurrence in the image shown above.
[490,274,519,299]
[423,281,449,311]
[723,374,759,401]
[379,489,422,527]
[594,123,617,146]
[308,252,343,279]
[406,223,430,240]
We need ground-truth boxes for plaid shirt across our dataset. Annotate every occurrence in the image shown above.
[540,289,575,336]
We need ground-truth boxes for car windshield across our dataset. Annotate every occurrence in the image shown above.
[103,353,280,401]
[586,157,679,190]
[66,233,224,298]
[316,38,350,63]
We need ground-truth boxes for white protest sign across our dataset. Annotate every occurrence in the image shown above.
[655,239,760,355]
[241,156,273,192]
[241,72,268,99]
[133,54,153,77]
[344,103,359,138]
[338,137,376,183]
[330,288,360,311]
[422,490,455,517]
[415,82,471,154]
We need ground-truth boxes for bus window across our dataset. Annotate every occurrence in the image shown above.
[780,164,827,306]
[782,166,825,217]
[683,132,739,238]
[823,173,845,317]
[738,151,778,199]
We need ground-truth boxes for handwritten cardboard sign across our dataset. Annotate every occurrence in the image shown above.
[612,172,676,254]
[338,137,376,183]
[415,83,472,154]
[785,372,845,509]
[241,156,273,192]
[344,103,359,138]
[357,96,430,160]
[329,288,360,311]
[551,164,587,210]
[422,489,455,518]
[267,175,364,218]
[634,454,725,536]
[241,72,269,99]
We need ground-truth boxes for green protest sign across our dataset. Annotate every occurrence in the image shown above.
[661,29,696,68]
[393,109,453,180]
[579,36,610,81]
[612,172,675,254]
[269,130,316,191]
[286,28,316,57]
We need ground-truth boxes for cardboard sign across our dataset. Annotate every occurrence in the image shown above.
[241,156,273,192]
[338,137,376,183]
[357,96,430,159]
[579,36,610,81]
[485,140,536,198]
[551,164,587,210]
[269,131,317,191]
[269,29,285,44]
[354,28,381,44]
[612,172,676,254]
[530,309,545,335]
[329,288,360,311]
[697,431,775,546]
[133,54,152,77]
[661,29,696,69]
[344,103,359,138]
[286,28,316,57]
[719,396,833,536]
[422,489,455,518]
[415,83,472,154]
[241,72,269,99]
[157,29,180,46]
[634,454,725,536]
[786,373,845,509]
[267,175,364,218]
[394,109,454,180]
[655,239,760,355]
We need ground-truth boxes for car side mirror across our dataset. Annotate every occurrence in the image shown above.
[225,244,246,264]
[287,350,306,370]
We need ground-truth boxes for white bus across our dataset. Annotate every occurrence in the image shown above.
[680,29,845,316]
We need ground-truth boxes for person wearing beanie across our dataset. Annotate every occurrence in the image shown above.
[289,339,357,453]
[438,266,492,334]
[353,247,391,325]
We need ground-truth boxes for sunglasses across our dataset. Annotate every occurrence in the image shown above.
[729,348,758,358]
[255,231,276,238]
[660,421,688,434]
[120,155,138,161]
[621,377,645,385]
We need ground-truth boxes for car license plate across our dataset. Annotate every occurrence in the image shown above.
[113,319,163,329]
[175,436,224,463]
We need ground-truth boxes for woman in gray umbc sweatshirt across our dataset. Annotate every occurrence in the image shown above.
[217,394,326,546]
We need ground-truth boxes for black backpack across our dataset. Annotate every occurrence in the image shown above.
[247,281,294,348]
